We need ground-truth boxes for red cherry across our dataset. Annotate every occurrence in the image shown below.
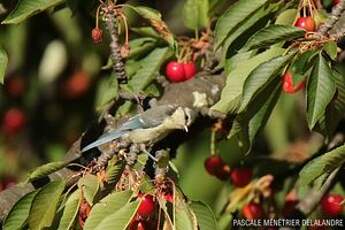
[215,164,231,181]
[321,194,344,217]
[294,17,315,32]
[137,195,155,217]
[6,77,25,98]
[282,200,299,217]
[78,200,91,228]
[164,193,174,203]
[183,62,197,80]
[130,220,149,230]
[65,70,90,99]
[165,61,185,82]
[282,72,305,94]
[242,202,264,220]
[91,28,103,44]
[2,108,26,136]
[204,155,224,176]
[230,168,252,188]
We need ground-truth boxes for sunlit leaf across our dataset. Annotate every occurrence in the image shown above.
[57,189,81,230]
[84,190,133,230]
[190,201,218,230]
[78,174,100,206]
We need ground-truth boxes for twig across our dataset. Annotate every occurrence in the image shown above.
[105,13,128,84]
[318,0,345,36]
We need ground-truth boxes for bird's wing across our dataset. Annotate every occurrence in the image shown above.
[81,130,127,152]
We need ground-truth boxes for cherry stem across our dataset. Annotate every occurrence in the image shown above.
[210,130,216,155]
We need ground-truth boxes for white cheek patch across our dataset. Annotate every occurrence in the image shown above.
[211,85,219,96]
[193,92,208,108]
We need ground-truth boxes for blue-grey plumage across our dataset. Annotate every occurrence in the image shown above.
[81,105,178,152]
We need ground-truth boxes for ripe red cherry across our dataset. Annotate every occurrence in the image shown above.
[321,194,344,217]
[164,193,174,203]
[78,200,91,228]
[215,164,231,181]
[91,28,103,44]
[130,220,147,230]
[183,62,197,80]
[204,155,224,176]
[165,61,185,82]
[282,200,299,217]
[137,195,155,217]
[242,202,264,220]
[2,108,26,136]
[65,70,90,99]
[230,168,252,188]
[294,16,316,32]
[282,72,305,94]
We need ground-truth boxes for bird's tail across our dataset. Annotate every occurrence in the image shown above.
[81,130,128,152]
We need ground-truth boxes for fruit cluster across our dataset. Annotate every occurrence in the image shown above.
[165,61,197,83]
[204,155,252,188]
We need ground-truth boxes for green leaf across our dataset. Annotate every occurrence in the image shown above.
[131,27,162,39]
[95,74,118,112]
[2,0,64,24]
[27,161,68,182]
[212,47,285,113]
[125,5,175,47]
[190,201,218,230]
[128,47,172,92]
[175,194,197,230]
[306,53,336,129]
[127,37,158,59]
[84,190,133,230]
[57,189,81,230]
[78,174,100,206]
[323,41,338,60]
[106,158,125,185]
[239,53,294,112]
[183,0,209,30]
[28,180,65,230]
[218,3,276,66]
[275,9,298,25]
[230,79,281,154]
[4,191,38,230]
[243,25,304,50]
[126,5,162,21]
[214,0,269,49]
[0,48,8,84]
[94,200,140,230]
[299,144,345,186]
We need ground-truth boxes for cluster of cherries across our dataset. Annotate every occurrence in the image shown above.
[165,61,198,83]
[282,0,341,94]
[204,155,252,187]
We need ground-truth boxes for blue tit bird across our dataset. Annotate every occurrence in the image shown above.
[81,104,183,152]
